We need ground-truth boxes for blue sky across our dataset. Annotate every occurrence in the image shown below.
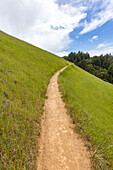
[68,20,113,56]
[0,0,113,57]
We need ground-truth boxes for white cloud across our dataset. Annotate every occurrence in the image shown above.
[97,43,106,48]
[88,43,113,56]
[0,0,86,54]
[57,51,70,57]
[80,0,113,35]
[92,36,98,40]
[0,0,113,55]
[89,35,98,42]
[76,36,79,39]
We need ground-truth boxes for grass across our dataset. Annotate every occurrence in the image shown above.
[58,64,113,169]
[0,31,67,169]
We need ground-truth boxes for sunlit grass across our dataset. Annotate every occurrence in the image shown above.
[59,64,113,169]
[0,31,67,169]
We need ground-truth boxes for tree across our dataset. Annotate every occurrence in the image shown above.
[108,63,113,76]
[63,51,113,84]
[92,56,101,67]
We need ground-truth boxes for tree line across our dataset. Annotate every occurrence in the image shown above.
[64,51,113,84]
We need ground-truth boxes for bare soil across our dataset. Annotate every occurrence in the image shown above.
[37,66,91,170]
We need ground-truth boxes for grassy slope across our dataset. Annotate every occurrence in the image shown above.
[59,64,113,169]
[0,31,67,169]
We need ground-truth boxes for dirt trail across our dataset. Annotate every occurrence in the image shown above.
[37,66,91,170]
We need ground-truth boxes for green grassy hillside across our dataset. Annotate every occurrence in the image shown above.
[0,31,67,169]
[59,64,113,169]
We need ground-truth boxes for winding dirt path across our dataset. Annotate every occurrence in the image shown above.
[37,66,91,170]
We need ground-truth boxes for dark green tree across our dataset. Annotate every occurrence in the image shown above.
[63,51,113,84]
[108,63,113,76]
